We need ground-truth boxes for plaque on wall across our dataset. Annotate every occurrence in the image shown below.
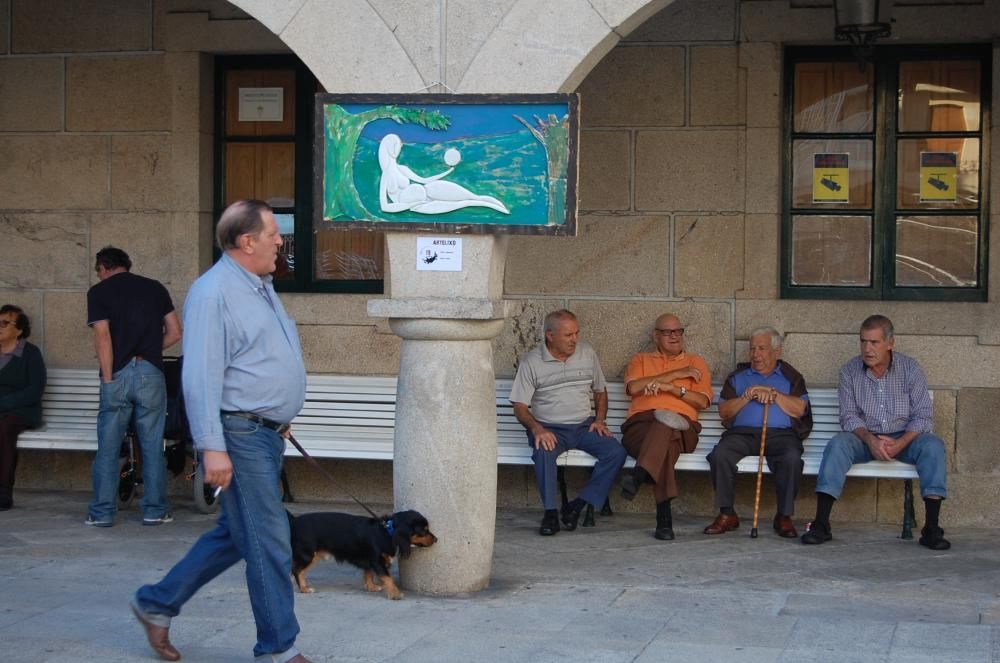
[314,94,579,235]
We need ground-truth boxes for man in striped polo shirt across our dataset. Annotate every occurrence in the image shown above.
[510,309,627,536]
[802,315,949,550]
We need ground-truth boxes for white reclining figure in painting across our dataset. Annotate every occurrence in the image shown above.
[377,133,510,215]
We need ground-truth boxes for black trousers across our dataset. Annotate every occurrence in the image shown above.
[706,427,803,516]
[0,414,31,492]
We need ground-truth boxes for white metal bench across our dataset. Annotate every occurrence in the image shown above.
[19,370,920,536]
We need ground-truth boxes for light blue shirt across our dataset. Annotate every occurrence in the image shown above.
[839,351,933,435]
[182,253,306,452]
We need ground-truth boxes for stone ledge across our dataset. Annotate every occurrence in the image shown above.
[368,297,508,320]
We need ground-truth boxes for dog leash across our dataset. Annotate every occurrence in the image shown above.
[286,432,380,519]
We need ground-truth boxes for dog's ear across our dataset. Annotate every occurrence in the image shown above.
[390,513,415,557]
[392,525,413,557]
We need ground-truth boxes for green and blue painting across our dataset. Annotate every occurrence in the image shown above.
[319,99,575,231]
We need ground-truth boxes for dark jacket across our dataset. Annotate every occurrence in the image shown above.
[719,360,813,440]
[0,342,46,428]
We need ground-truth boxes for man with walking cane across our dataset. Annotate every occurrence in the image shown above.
[130,200,314,663]
[704,327,812,538]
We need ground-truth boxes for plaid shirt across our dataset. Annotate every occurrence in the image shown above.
[838,351,933,435]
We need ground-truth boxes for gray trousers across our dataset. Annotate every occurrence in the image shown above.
[706,427,803,516]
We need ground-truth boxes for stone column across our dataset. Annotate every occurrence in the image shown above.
[368,233,508,594]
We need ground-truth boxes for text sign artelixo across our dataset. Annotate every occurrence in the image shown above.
[314,94,579,235]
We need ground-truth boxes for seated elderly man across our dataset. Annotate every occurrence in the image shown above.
[620,313,712,540]
[704,327,811,538]
[510,309,627,536]
[802,315,950,550]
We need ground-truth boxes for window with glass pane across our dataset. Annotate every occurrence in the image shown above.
[218,58,384,293]
[782,47,988,302]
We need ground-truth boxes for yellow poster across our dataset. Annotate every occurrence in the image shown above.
[919,152,957,202]
[813,153,850,203]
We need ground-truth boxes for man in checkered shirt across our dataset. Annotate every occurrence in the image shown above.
[801,315,950,550]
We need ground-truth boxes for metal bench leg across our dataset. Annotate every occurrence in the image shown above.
[557,466,569,510]
[901,478,915,540]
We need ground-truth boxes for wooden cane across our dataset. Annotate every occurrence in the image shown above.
[750,402,770,538]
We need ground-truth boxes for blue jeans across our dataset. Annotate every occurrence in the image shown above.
[528,418,628,511]
[90,358,168,521]
[816,430,948,499]
[134,415,300,661]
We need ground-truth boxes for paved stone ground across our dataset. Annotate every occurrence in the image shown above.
[1,490,998,662]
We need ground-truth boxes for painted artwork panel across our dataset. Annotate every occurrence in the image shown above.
[314,94,579,235]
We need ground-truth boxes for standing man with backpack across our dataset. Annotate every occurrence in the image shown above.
[85,246,182,528]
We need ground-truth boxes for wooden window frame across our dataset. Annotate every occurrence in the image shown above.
[214,55,384,294]
[781,45,990,302]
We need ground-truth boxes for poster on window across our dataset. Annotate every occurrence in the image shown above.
[919,152,958,203]
[812,153,850,203]
[314,93,579,235]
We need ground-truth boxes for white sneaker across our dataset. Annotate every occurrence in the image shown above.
[142,513,174,526]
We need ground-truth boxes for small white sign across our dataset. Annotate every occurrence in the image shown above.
[416,237,462,271]
[238,87,284,122]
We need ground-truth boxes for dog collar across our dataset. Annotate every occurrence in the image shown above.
[383,518,395,536]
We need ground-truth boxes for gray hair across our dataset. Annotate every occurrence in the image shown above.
[749,326,783,350]
[861,314,894,340]
[544,309,577,333]
[216,199,272,251]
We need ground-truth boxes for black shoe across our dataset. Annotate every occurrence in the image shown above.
[654,526,675,541]
[919,526,951,551]
[800,521,832,545]
[561,503,582,532]
[539,510,560,536]
[620,475,639,501]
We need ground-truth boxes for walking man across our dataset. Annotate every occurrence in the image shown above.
[131,200,313,662]
[86,246,181,527]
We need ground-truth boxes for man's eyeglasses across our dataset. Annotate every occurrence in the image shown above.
[0,320,15,328]
[655,327,685,337]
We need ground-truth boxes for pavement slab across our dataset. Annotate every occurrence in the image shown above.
[1,490,999,663]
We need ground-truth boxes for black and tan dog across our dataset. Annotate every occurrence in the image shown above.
[287,509,437,600]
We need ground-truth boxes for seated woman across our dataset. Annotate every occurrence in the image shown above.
[0,305,46,511]
[377,133,510,215]
[620,313,712,541]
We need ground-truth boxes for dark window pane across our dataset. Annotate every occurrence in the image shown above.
[898,60,981,133]
[791,215,872,286]
[895,215,978,286]
[314,228,385,281]
[794,62,874,133]
[274,213,295,280]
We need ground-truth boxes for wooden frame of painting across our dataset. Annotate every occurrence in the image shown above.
[314,93,579,236]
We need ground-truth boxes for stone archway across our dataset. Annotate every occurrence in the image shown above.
[227,0,675,93]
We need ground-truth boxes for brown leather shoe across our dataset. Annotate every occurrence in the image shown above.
[130,601,181,661]
[773,514,798,538]
[286,655,314,663]
[703,512,739,535]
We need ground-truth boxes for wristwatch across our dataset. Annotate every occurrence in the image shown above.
[679,386,687,398]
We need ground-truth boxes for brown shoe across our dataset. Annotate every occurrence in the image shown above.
[287,655,314,663]
[703,512,740,535]
[130,600,181,661]
[773,514,798,538]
